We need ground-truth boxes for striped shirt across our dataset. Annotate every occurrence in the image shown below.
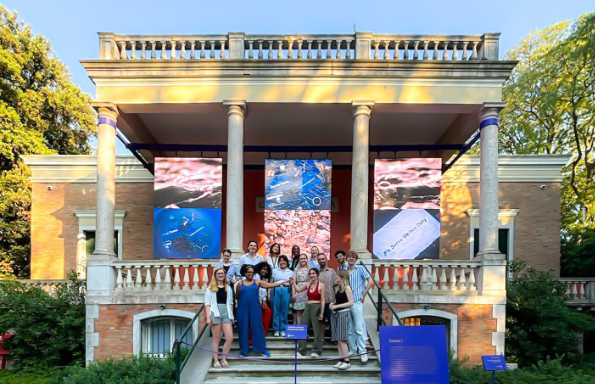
[348,264,370,303]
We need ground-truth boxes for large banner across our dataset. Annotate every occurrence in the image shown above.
[373,158,441,260]
[153,157,222,259]
[264,160,332,256]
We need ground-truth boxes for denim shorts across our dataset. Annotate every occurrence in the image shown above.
[212,304,232,325]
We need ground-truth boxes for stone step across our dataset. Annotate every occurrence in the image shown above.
[223,354,378,365]
[206,363,380,379]
[228,342,374,351]
[204,376,381,384]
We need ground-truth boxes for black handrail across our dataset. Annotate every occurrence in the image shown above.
[173,305,208,384]
[359,261,402,328]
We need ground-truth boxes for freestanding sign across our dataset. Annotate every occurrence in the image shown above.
[482,355,507,384]
[286,325,308,384]
[379,325,449,384]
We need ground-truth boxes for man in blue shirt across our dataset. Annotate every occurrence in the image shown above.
[346,250,370,364]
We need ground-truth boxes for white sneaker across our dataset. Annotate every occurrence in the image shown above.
[280,331,286,337]
[297,352,307,358]
[333,361,343,368]
[310,352,320,358]
[273,331,280,337]
[360,353,369,364]
[338,362,351,370]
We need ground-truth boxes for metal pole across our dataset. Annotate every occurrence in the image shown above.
[174,341,181,384]
[377,287,382,330]
[294,339,298,384]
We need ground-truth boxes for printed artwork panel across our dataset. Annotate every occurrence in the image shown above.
[263,210,331,256]
[374,158,441,210]
[265,160,332,210]
[154,157,222,208]
[373,209,440,260]
[153,208,222,259]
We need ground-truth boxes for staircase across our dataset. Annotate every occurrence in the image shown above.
[202,334,381,384]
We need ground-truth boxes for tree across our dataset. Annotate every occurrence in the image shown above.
[506,262,595,367]
[0,6,95,277]
[500,13,594,235]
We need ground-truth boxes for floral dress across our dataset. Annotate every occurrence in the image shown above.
[293,266,309,310]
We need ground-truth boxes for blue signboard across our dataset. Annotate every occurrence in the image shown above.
[379,325,448,384]
[286,325,308,340]
[482,355,507,372]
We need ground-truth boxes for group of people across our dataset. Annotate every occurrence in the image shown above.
[204,241,370,370]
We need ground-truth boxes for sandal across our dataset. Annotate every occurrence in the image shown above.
[212,359,222,368]
[220,358,229,368]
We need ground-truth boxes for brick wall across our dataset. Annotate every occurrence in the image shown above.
[30,178,561,279]
[389,303,498,365]
[93,303,203,361]
[441,182,561,274]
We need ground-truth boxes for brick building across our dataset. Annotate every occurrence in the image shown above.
[20,31,579,382]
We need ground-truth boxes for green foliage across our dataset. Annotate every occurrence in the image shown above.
[506,261,595,367]
[450,358,595,384]
[60,357,176,384]
[561,229,595,277]
[0,6,95,277]
[500,13,595,238]
[0,273,85,369]
[0,368,63,384]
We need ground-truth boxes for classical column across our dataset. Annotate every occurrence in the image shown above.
[478,104,503,259]
[224,101,246,256]
[350,102,374,257]
[87,103,118,298]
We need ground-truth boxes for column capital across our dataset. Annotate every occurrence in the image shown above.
[92,102,119,125]
[352,101,374,117]
[480,102,504,119]
[223,100,246,117]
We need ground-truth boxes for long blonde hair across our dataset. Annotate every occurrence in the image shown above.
[208,268,228,292]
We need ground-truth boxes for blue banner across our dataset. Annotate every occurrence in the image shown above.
[379,325,449,384]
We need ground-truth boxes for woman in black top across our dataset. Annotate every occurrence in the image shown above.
[329,270,354,370]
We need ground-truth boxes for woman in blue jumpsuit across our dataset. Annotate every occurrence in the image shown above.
[235,265,287,357]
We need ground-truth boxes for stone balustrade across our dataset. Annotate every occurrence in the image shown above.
[369,260,481,293]
[561,278,595,305]
[113,260,213,292]
[98,32,500,61]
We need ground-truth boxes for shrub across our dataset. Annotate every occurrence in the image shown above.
[60,357,176,384]
[506,262,595,367]
[0,273,85,369]
[0,368,63,384]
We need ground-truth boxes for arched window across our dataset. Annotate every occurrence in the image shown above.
[133,309,196,357]
[141,317,192,357]
[398,309,458,357]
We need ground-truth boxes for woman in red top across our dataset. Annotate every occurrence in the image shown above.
[293,268,325,358]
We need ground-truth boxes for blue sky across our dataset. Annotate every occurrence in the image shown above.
[4,0,593,98]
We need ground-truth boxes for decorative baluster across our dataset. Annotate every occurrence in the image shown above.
[438,266,447,290]
[258,40,264,60]
[209,40,215,59]
[392,40,399,61]
[570,282,578,299]
[422,40,429,60]
[458,266,467,290]
[115,265,124,288]
[421,264,430,290]
[315,40,321,59]
[182,265,191,290]
[462,41,469,60]
[199,41,206,59]
[173,265,181,289]
[277,40,283,60]
[191,265,198,289]
[131,41,138,60]
[411,265,419,290]
[187,41,194,59]
[118,41,126,60]
[163,265,172,290]
[247,40,253,59]
[220,39,226,59]
[380,264,387,289]
[145,266,153,290]
[180,40,186,60]
[140,41,146,60]
[452,41,458,61]
[448,266,456,291]
[170,40,176,60]
[287,39,293,59]
[307,40,313,59]
[346,40,352,60]
[373,41,379,60]
[336,40,343,59]
[431,265,438,290]
[126,266,134,289]
[412,40,420,60]
[326,40,332,59]
[159,40,166,59]
[402,265,410,290]
[200,265,208,288]
[154,265,162,290]
[471,41,478,60]
[468,266,477,292]
[297,39,303,60]
[403,40,411,60]
[268,40,274,60]
[431,40,438,60]
[442,41,449,60]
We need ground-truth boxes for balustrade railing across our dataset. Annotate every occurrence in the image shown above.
[113,260,213,292]
[98,32,500,61]
[369,260,481,293]
[561,278,595,304]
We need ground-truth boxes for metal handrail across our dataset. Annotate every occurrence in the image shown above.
[359,262,402,328]
[173,305,207,384]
